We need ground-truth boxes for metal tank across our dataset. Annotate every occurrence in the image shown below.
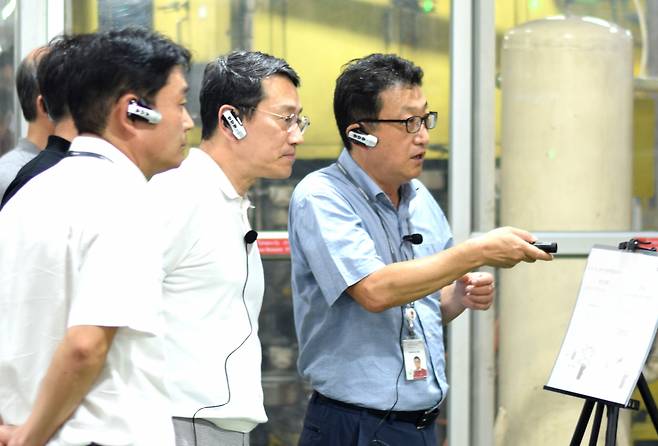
[498,15,633,445]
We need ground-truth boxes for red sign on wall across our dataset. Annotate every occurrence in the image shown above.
[257,238,290,256]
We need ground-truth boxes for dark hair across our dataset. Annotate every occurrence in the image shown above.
[15,47,47,122]
[333,53,423,149]
[199,50,300,140]
[66,27,191,135]
[38,34,93,122]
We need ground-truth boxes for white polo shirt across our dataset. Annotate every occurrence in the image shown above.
[149,147,267,433]
[0,136,174,446]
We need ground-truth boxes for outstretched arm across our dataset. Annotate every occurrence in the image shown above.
[346,226,550,313]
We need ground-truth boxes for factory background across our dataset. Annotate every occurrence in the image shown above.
[1,0,657,444]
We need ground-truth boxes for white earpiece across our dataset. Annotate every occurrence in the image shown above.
[222,110,247,140]
[347,130,378,148]
[127,99,162,125]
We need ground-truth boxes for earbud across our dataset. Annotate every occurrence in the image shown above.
[222,110,247,140]
[127,99,162,124]
[347,129,378,148]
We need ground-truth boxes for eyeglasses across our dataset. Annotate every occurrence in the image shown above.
[358,111,438,134]
[254,109,311,134]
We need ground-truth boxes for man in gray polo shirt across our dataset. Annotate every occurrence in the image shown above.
[0,46,53,198]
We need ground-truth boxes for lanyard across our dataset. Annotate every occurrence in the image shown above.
[67,151,112,162]
[335,161,399,263]
[335,160,419,334]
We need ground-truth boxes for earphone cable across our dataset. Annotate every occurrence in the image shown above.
[191,242,253,446]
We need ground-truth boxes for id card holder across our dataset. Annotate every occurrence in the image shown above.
[402,338,429,381]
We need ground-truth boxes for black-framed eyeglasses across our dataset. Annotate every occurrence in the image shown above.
[358,111,437,134]
[254,109,311,134]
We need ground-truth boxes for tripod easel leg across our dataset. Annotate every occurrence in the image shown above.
[570,399,595,446]
[638,373,658,433]
[605,405,619,446]
[588,402,604,446]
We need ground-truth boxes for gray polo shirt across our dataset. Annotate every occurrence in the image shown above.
[0,138,40,199]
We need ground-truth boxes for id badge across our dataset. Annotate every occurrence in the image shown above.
[402,338,429,381]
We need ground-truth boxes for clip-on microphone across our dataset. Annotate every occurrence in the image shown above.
[402,233,423,245]
[244,230,258,245]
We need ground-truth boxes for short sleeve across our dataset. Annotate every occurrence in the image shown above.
[67,194,163,336]
[148,169,200,277]
[290,190,385,306]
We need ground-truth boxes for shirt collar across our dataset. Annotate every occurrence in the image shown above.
[69,135,147,183]
[16,137,41,154]
[189,148,252,210]
[336,148,417,207]
[45,135,71,153]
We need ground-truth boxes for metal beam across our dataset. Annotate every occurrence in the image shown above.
[471,0,496,444]
[448,0,473,444]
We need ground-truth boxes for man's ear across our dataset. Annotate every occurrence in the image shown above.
[111,94,143,137]
[345,122,378,149]
[36,95,49,118]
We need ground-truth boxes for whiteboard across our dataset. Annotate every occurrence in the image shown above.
[546,246,658,405]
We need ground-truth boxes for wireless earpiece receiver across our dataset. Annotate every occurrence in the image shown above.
[127,99,162,124]
[347,130,378,148]
[222,110,247,140]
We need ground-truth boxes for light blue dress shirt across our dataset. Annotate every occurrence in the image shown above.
[289,148,453,411]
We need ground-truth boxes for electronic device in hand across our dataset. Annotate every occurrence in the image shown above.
[531,241,558,253]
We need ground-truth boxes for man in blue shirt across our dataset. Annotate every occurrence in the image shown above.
[288,53,553,446]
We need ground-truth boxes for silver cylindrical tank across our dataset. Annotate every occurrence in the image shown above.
[498,15,633,445]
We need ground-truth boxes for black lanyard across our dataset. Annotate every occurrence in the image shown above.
[335,161,401,263]
[67,151,112,162]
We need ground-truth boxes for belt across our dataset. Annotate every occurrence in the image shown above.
[313,391,440,430]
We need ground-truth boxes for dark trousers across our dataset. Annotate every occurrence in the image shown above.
[298,392,437,446]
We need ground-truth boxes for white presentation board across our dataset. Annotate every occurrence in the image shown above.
[546,246,658,405]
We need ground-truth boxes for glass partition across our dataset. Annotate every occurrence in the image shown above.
[495,0,657,232]
[66,1,453,443]
[493,2,657,445]
[0,0,15,156]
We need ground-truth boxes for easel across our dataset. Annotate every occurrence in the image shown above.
[546,239,658,446]
[558,373,657,446]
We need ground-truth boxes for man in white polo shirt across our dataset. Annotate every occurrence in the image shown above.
[0,28,193,446]
[149,50,308,446]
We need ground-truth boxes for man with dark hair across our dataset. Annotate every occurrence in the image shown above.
[0,46,54,198]
[149,50,307,446]
[0,34,84,209]
[0,27,193,446]
[289,53,552,445]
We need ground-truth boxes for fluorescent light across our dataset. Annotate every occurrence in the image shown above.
[2,0,16,21]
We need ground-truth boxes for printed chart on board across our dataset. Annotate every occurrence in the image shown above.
[546,246,658,405]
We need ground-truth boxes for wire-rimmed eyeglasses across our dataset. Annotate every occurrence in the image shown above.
[358,111,437,134]
[254,109,311,134]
